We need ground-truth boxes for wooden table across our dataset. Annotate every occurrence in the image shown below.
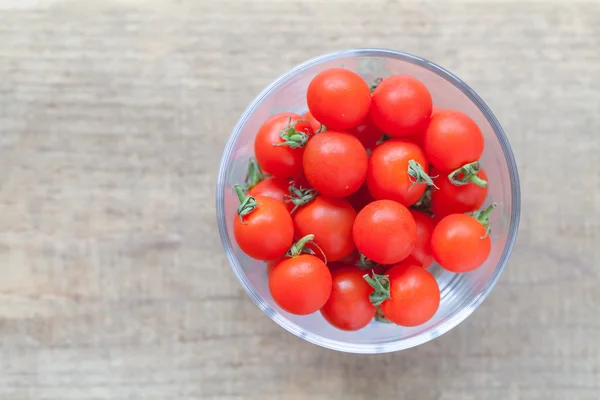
[1,1,598,399]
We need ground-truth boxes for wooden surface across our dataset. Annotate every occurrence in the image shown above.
[1,0,599,399]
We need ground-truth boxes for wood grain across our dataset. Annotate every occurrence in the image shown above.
[0,0,599,399]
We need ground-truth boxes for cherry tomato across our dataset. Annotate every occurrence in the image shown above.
[369,75,432,137]
[320,266,377,331]
[345,181,375,212]
[424,110,484,172]
[233,187,294,261]
[303,111,323,133]
[378,263,440,326]
[293,196,356,262]
[269,253,332,315]
[307,68,371,130]
[431,167,489,218]
[303,131,368,198]
[404,210,435,269]
[254,113,314,178]
[353,200,416,265]
[367,139,431,207]
[248,177,293,213]
[430,206,494,273]
[348,115,383,151]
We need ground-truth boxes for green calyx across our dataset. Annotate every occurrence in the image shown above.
[469,202,497,238]
[363,273,391,307]
[408,159,439,189]
[370,77,383,93]
[356,253,381,271]
[411,186,433,215]
[234,184,258,223]
[273,118,310,149]
[315,123,327,134]
[448,161,488,187]
[284,183,317,213]
[244,158,268,191]
[286,234,327,263]
[376,133,392,145]
[374,307,392,323]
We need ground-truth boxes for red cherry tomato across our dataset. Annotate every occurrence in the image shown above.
[233,189,294,261]
[431,167,489,218]
[248,177,293,213]
[431,211,492,273]
[293,196,356,262]
[320,266,377,331]
[348,115,383,151]
[353,200,417,265]
[345,181,375,212]
[424,110,484,172]
[254,113,314,178]
[303,111,323,133]
[366,139,430,207]
[269,253,332,315]
[369,75,432,137]
[303,131,368,198]
[404,210,435,269]
[307,68,371,130]
[378,263,440,326]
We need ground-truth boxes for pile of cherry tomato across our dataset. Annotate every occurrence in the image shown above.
[232,67,495,331]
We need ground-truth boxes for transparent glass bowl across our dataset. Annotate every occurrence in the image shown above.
[216,49,520,353]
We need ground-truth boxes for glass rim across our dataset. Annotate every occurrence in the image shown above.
[216,48,521,354]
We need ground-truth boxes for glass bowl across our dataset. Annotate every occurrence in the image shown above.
[216,48,520,354]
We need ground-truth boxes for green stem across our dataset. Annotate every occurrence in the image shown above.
[244,158,268,190]
[448,161,488,187]
[356,253,380,271]
[285,234,327,263]
[408,160,438,189]
[363,273,391,306]
[234,184,257,223]
[273,118,310,149]
[469,202,497,238]
[287,234,315,257]
[285,183,317,213]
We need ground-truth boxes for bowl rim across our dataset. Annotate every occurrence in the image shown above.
[216,48,521,354]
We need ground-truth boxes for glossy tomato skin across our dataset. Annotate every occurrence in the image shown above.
[233,196,294,261]
[431,213,491,272]
[353,200,417,265]
[404,210,435,269]
[303,111,323,133]
[307,68,371,130]
[320,266,377,331]
[254,113,314,179]
[303,131,368,198]
[431,168,489,218]
[269,254,332,315]
[367,139,429,207]
[369,75,432,137]
[293,196,356,262]
[248,177,293,213]
[424,110,484,172]
[380,263,440,326]
[348,115,383,151]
